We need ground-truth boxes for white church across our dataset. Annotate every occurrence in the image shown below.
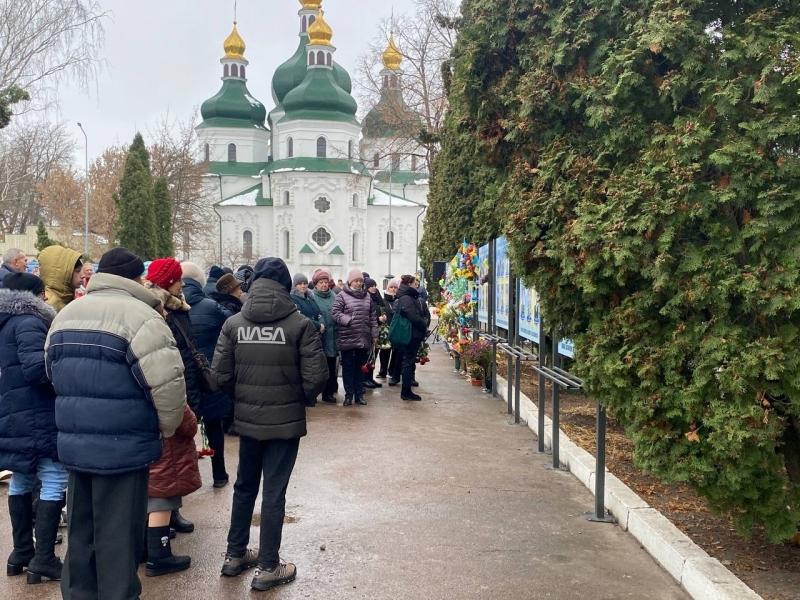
[196,0,429,284]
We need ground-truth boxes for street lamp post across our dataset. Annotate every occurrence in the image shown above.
[76,123,89,257]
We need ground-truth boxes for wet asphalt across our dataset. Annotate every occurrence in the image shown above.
[0,345,689,599]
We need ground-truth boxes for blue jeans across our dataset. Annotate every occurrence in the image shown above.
[9,458,68,501]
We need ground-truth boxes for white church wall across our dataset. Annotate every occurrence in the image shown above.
[277,120,361,161]
[198,127,270,164]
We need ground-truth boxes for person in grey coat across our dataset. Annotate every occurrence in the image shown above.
[213,257,327,592]
[331,269,378,406]
[311,269,338,403]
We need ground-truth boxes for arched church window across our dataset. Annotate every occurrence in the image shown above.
[348,140,353,160]
[242,230,253,262]
[314,197,331,213]
[287,137,293,158]
[240,66,246,78]
[316,137,327,158]
[373,153,379,168]
[326,53,332,67]
[390,74,398,87]
[312,227,332,247]
[204,143,210,163]
[383,75,389,88]
[309,52,315,66]
[309,15,316,26]
[352,193,359,208]
[224,64,230,77]
[227,143,237,163]
[387,230,395,250]
[302,15,307,32]
[411,154,417,171]
[391,153,400,171]
[317,50,325,66]
[282,230,290,259]
[352,232,360,262]
[231,64,239,78]
[283,190,290,205]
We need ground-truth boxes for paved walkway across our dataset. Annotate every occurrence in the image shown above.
[0,345,689,599]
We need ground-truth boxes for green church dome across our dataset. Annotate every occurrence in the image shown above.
[363,87,422,138]
[280,67,358,125]
[271,34,352,106]
[199,79,267,130]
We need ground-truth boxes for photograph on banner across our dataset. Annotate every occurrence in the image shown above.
[558,339,575,358]
[478,243,489,323]
[517,281,540,344]
[494,237,509,329]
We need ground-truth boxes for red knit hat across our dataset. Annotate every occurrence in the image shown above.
[147,258,183,289]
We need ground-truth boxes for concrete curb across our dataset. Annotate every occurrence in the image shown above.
[492,376,762,600]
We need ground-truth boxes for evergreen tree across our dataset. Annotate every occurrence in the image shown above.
[433,0,800,540]
[152,176,174,257]
[0,86,30,130]
[34,220,57,252]
[115,133,156,260]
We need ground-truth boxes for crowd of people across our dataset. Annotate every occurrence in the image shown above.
[0,245,431,597]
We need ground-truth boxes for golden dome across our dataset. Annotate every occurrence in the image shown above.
[382,33,402,70]
[307,10,333,46]
[223,22,246,60]
[298,0,322,9]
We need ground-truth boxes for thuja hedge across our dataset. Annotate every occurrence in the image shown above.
[428,0,800,540]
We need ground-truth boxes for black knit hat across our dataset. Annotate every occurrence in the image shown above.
[3,272,45,296]
[97,248,144,280]
[208,265,226,281]
[253,257,292,292]
[364,278,377,289]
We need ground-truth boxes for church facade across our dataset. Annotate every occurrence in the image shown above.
[196,0,429,285]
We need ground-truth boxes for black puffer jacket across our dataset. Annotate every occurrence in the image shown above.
[212,278,327,440]
[395,284,427,341]
[210,292,243,316]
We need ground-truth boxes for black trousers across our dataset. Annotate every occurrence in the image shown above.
[324,356,338,398]
[401,339,423,387]
[227,437,300,569]
[378,348,395,376]
[340,348,368,399]
[204,417,228,481]
[61,469,148,600]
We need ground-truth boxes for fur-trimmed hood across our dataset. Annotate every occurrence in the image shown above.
[0,290,57,327]
[143,280,191,313]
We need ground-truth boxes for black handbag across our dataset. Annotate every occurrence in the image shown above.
[170,315,219,394]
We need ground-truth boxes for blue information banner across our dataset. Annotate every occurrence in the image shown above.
[558,339,574,358]
[494,237,509,329]
[478,243,489,324]
[517,282,540,344]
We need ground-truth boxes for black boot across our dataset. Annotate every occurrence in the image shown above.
[401,387,422,401]
[343,395,353,406]
[7,493,34,576]
[355,396,367,406]
[370,380,383,388]
[388,377,400,387]
[145,526,191,577]
[26,501,63,584]
[363,379,376,389]
[322,395,336,404]
[170,509,194,533]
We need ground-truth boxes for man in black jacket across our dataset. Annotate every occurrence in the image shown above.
[213,257,327,592]
[395,275,428,401]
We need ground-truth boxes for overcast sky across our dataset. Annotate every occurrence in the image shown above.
[57,0,402,162]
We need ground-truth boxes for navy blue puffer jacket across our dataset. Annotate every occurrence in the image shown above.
[183,278,231,422]
[0,291,58,474]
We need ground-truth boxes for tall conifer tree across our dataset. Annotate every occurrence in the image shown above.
[115,133,156,260]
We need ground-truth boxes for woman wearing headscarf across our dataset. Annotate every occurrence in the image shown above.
[311,269,338,404]
[331,270,378,406]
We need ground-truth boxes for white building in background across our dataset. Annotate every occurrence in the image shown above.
[195,0,429,284]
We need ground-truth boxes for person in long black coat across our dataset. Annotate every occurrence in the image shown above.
[394,275,428,401]
[181,262,232,488]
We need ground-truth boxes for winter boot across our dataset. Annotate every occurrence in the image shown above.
[26,501,63,584]
[355,396,367,406]
[322,395,336,404]
[388,377,400,387]
[145,526,191,577]
[170,509,194,533]
[7,493,34,576]
[401,387,422,401]
[343,395,353,407]
[251,558,297,591]
[221,548,259,577]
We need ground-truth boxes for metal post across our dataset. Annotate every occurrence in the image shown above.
[585,403,616,523]
[506,267,515,415]
[388,164,393,276]
[77,123,89,257]
[549,328,566,470]
[514,354,521,424]
[489,239,498,398]
[536,305,547,453]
